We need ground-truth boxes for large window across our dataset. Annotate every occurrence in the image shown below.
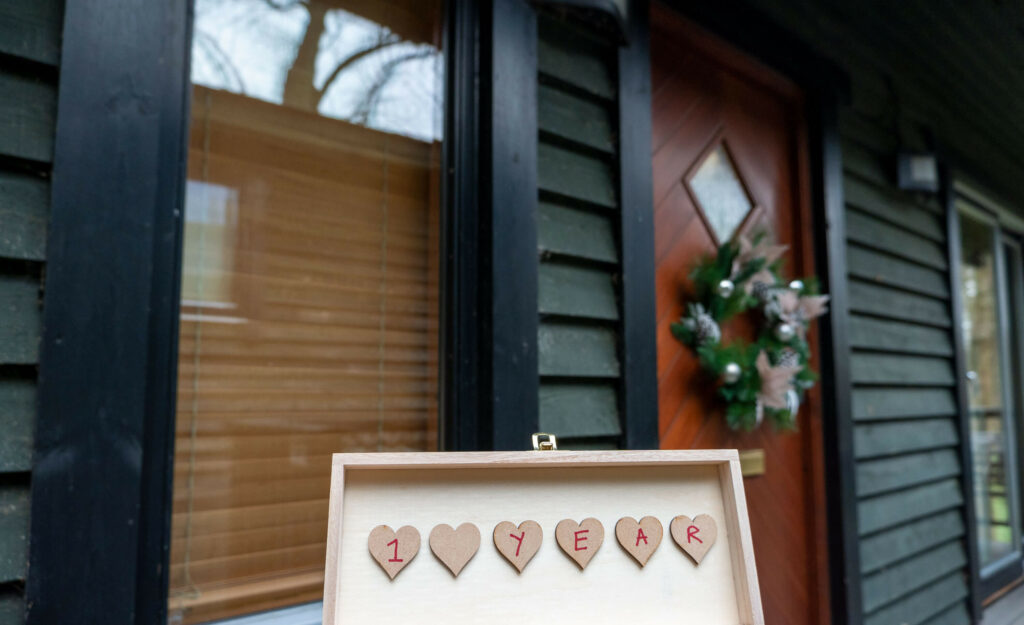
[168,1,444,622]
[956,190,1024,596]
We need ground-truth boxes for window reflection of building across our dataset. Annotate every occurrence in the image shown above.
[169,1,443,623]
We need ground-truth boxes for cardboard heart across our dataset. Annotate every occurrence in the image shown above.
[493,520,543,573]
[615,516,663,567]
[429,523,481,577]
[670,514,718,564]
[555,518,604,570]
[368,525,420,580]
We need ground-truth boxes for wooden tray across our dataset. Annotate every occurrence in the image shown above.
[322,450,763,624]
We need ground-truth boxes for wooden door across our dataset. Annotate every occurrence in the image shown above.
[651,6,829,625]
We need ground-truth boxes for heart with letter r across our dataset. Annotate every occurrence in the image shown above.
[670,514,718,564]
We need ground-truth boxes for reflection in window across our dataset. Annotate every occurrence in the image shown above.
[687,143,753,243]
[169,1,443,623]
[958,211,1021,571]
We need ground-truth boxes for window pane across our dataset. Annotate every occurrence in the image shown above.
[687,143,753,243]
[169,1,444,622]
[958,212,1020,571]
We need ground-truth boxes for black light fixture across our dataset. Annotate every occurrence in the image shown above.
[897,152,940,193]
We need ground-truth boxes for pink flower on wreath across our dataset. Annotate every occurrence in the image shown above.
[755,350,801,410]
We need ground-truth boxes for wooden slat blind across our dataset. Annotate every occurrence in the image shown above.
[168,86,439,624]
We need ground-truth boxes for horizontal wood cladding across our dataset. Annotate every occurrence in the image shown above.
[0,273,41,365]
[0,1,61,620]
[538,322,619,377]
[0,592,24,625]
[0,484,29,584]
[538,262,618,320]
[537,202,618,264]
[0,172,48,262]
[0,70,57,164]
[837,111,971,624]
[0,0,61,66]
[0,379,35,473]
[536,13,622,446]
[858,510,964,574]
[538,382,622,438]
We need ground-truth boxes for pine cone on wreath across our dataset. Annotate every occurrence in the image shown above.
[777,348,800,369]
[686,303,721,345]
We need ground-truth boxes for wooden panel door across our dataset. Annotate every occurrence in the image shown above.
[651,5,829,625]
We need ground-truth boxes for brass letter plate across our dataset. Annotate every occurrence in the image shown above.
[738,449,765,477]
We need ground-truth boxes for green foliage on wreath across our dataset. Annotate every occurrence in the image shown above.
[670,235,825,431]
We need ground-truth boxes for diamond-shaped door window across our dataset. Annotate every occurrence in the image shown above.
[687,143,754,243]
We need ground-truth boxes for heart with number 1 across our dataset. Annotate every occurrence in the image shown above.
[368,525,420,580]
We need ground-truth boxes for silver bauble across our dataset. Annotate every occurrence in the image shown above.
[722,362,742,384]
[789,279,804,292]
[716,279,736,298]
[774,322,796,342]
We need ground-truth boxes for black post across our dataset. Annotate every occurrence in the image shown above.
[26,0,191,623]
[616,0,659,449]
[812,84,864,625]
[481,0,540,450]
[441,0,484,451]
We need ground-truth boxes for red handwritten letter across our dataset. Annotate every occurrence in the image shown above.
[386,538,403,562]
[510,531,526,557]
[573,529,589,551]
[635,528,648,546]
[687,525,703,544]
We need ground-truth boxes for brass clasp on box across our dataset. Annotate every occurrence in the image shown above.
[532,433,558,450]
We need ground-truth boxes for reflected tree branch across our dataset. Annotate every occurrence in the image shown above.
[315,37,401,107]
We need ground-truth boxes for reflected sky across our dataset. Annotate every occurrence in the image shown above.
[192,0,442,141]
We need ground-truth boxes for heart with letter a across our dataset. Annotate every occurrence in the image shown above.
[670,514,718,564]
[555,518,604,570]
[429,523,481,577]
[493,520,543,573]
[615,516,663,567]
[368,525,420,580]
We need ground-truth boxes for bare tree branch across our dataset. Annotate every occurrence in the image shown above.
[315,37,402,107]
[261,0,308,9]
[350,49,434,125]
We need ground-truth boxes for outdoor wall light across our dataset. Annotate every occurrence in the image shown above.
[897,152,940,193]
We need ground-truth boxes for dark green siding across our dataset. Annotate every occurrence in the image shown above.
[734,1,1024,621]
[536,14,622,449]
[0,0,62,622]
[839,111,971,624]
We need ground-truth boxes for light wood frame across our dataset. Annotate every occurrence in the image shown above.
[322,450,763,624]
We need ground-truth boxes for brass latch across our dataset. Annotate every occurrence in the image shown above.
[532,433,558,450]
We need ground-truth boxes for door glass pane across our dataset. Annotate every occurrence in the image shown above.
[959,211,1020,571]
[687,143,754,243]
[169,1,444,623]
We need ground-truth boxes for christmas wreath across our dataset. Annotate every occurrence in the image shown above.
[670,234,829,431]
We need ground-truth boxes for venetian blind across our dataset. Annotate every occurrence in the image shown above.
[168,54,441,625]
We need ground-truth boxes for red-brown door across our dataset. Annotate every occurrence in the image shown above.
[651,5,829,625]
